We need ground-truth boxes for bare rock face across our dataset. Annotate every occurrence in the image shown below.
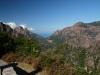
[0,22,13,34]
[0,22,33,38]
[49,21,100,48]
[14,26,31,38]
[0,22,49,51]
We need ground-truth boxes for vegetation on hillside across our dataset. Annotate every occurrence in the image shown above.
[0,31,41,58]
[0,32,15,57]
[1,22,100,75]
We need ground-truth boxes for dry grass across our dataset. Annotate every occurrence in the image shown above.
[1,52,17,63]
[2,52,75,75]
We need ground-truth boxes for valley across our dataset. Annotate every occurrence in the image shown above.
[0,21,100,75]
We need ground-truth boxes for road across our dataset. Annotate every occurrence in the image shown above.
[0,59,7,75]
[0,60,7,66]
[0,60,41,75]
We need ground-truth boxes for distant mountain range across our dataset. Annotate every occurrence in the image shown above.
[49,21,100,48]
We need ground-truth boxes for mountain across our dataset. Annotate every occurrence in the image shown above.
[0,22,34,38]
[0,22,13,34]
[0,22,50,57]
[0,22,49,44]
[1,21,100,75]
[49,21,100,48]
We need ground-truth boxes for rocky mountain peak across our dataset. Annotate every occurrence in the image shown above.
[0,22,32,38]
[49,21,100,48]
[74,21,84,25]
[73,21,87,28]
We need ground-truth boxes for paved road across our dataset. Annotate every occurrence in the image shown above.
[0,60,7,75]
[0,60,7,66]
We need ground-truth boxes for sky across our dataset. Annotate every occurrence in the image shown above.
[0,0,100,37]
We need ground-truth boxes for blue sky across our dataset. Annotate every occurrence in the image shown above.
[0,0,100,37]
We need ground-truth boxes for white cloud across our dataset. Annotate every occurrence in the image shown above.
[4,22,35,31]
[19,24,35,31]
[4,22,17,29]
[28,27,36,31]
[19,24,27,29]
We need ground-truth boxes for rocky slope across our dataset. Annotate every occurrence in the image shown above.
[0,22,50,50]
[49,21,100,48]
[0,22,43,39]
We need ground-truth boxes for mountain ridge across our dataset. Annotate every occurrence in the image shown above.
[48,21,100,48]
